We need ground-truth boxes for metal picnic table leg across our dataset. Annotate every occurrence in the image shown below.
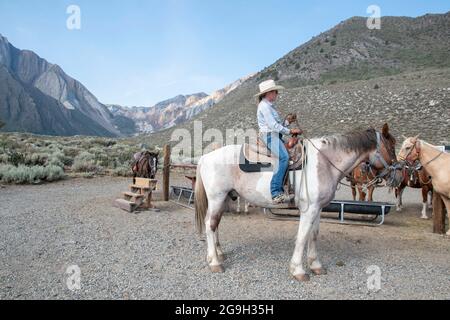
[377,205,386,226]
[188,190,194,205]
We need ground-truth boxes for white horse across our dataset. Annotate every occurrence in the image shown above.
[195,127,402,281]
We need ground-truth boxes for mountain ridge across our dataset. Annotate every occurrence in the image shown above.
[135,11,450,148]
[0,34,121,137]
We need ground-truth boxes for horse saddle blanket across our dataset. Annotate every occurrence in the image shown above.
[239,138,305,173]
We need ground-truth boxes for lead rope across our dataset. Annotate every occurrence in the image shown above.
[298,140,310,214]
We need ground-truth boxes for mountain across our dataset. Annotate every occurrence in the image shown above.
[108,74,254,135]
[0,34,121,137]
[138,12,450,149]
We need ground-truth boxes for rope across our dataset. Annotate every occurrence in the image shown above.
[298,141,310,214]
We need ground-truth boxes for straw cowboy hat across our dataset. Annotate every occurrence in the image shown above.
[254,79,285,97]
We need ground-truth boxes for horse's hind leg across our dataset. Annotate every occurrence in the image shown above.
[307,213,326,276]
[214,228,225,263]
[205,197,227,273]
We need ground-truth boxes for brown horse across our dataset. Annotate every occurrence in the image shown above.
[131,151,159,180]
[395,161,433,219]
[350,123,397,201]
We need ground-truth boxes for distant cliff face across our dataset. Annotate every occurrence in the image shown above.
[108,74,254,135]
[0,34,121,137]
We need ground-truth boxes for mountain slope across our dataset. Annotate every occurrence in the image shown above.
[137,12,450,149]
[0,34,121,137]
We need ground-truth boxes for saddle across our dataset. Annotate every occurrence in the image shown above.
[239,137,305,173]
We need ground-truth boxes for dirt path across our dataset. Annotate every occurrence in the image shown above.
[0,175,449,300]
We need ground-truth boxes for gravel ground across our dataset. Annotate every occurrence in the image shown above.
[0,174,449,300]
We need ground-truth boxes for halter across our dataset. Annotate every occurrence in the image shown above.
[368,132,403,188]
[305,131,403,188]
[399,138,444,168]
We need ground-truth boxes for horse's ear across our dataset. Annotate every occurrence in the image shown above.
[382,123,389,137]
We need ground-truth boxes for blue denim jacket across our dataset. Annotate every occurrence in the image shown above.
[257,99,290,135]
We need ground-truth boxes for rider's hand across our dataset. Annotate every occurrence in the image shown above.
[290,128,303,136]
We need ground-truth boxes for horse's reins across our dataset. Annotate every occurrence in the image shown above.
[301,131,401,189]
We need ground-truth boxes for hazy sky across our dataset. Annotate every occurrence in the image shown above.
[0,0,448,107]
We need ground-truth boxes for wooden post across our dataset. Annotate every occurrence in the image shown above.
[432,192,446,234]
[163,145,171,201]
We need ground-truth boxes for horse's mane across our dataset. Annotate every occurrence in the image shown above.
[321,128,378,153]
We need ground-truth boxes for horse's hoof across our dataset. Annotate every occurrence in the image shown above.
[311,267,327,276]
[421,216,429,220]
[210,265,225,273]
[293,273,310,282]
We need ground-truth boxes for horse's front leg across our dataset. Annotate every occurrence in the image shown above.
[358,186,366,201]
[290,206,320,282]
[367,186,374,202]
[307,213,326,276]
[421,187,429,219]
[351,184,357,201]
[427,190,433,209]
[396,187,404,211]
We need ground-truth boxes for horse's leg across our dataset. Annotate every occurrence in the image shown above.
[368,186,374,202]
[236,197,241,213]
[351,183,357,201]
[396,187,404,211]
[205,197,227,273]
[307,213,326,276]
[427,189,433,209]
[244,201,249,214]
[214,228,225,263]
[358,186,366,201]
[290,206,320,282]
[421,187,429,219]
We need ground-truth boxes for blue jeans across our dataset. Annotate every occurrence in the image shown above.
[261,133,289,198]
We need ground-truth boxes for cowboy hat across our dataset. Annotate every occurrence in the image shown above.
[254,79,285,97]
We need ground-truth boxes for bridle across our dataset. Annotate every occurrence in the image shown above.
[399,138,444,168]
[307,131,403,188]
[398,138,420,163]
[367,132,403,188]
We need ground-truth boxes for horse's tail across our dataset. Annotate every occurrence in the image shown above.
[195,164,208,234]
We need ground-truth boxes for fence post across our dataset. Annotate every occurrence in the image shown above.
[432,192,446,234]
[163,145,171,201]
